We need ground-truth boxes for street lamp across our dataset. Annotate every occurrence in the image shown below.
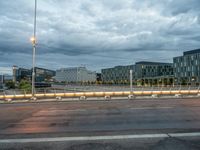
[31,0,37,99]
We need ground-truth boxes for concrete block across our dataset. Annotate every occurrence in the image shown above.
[105,95,111,100]
[5,99,12,102]
[80,96,86,100]
[128,95,135,100]
[30,97,37,101]
[56,96,62,101]
[151,94,158,98]
[175,94,182,98]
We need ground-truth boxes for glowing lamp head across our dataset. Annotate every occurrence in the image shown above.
[30,37,36,44]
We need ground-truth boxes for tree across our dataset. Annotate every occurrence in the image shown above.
[19,80,31,92]
[5,81,15,89]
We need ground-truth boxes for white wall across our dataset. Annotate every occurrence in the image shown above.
[55,67,96,82]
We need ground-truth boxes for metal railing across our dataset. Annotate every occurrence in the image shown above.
[0,85,200,100]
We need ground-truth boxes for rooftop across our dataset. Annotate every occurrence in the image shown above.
[102,65,134,70]
[183,49,200,56]
[135,61,172,65]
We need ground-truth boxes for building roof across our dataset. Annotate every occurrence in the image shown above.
[58,67,86,70]
[34,67,55,72]
[101,65,135,70]
[183,49,200,56]
[135,61,172,65]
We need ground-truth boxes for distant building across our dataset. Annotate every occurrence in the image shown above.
[134,61,174,86]
[12,66,18,82]
[34,67,56,82]
[173,49,200,85]
[96,73,102,82]
[101,65,135,84]
[101,62,173,86]
[55,67,96,83]
[12,66,31,82]
[4,74,13,81]
[0,74,13,89]
[0,75,4,89]
[0,75,4,84]
[12,66,55,82]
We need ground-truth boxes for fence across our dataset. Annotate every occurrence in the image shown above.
[0,85,200,100]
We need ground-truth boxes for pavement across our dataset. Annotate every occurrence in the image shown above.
[0,98,200,149]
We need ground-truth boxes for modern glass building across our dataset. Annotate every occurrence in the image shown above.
[101,65,135,84]
[12,66,31,82]
[173,49,200,85]
[13,66,55,82]
[134,61,174,86]
[101,62,173,86]
[34,67,56,82]
[0,75,4,89]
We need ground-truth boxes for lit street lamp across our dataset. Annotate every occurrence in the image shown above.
[31,0,37,99]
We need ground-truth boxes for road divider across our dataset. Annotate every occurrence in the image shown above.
[0,89,200,101]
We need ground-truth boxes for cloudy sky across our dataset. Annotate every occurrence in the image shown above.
[0,0,200,74]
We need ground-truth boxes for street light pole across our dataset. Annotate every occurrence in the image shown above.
[31,0,37,98]
[130,70,133,94]
[1,74,3,84]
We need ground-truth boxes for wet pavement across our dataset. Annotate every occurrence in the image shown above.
[0,98,200,149]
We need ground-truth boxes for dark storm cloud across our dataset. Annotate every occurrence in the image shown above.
[0,0,200,74]
[165,0,200,16]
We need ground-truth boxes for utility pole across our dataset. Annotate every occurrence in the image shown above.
[130,70,133,94]
[31,0,37,98]
[1,74,3,84]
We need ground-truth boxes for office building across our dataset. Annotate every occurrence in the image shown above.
[101,65,135,84]
[134,61,174,86]
[34,67,56,82]
[55,67,96,83]
[0,75,4,89]
[96,73,102,82]
[101,62,173,86]
[0,75,4,84]
[13,66,55,82]
[4,75,13,81]
[13,66,31,82]
[173,49,200,85]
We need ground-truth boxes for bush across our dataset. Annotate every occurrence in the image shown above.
[19,80,31,92]
[5,81,15,89]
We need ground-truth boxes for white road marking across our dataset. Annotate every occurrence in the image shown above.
[39,109,87,113]
[130,107,173,110]
[0,132,200,143]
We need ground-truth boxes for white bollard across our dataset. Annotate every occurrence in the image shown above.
[30,97,37,101]
[5,99,12,103]
[56,96,62,101]
[175,94,182,98]
[105,95,111,100]
[128,95,135,100]
[80,96,86,100]
[151,94,158,98]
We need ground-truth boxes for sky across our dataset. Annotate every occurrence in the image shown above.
[0,0,200,74]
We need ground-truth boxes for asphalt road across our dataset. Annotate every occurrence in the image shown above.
[0,98,200,149]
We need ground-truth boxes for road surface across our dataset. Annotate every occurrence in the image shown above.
[0,98,200,149]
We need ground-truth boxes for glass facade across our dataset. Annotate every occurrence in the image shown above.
[173,49,200,85]
[102,62,174,85]
[101,65,135,84]
[13,66,55,82]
